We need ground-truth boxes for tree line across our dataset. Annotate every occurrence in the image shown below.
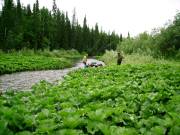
[118,12,180,58]
[0,0,120,55]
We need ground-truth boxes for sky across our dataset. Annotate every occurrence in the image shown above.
[1,0,180,36]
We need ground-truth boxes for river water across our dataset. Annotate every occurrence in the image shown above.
[0,59,104,91]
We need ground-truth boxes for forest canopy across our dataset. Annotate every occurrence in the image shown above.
[0,0,120,55]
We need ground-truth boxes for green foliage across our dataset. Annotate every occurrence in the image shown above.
[99,50,118,65]
[0,49,81,75]
[117,32,158,56]
[154,12,180,58]
[99,50,179,65]
[118,12,180,59]
[0,64,179,134]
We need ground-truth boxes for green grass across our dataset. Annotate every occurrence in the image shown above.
[0,49,82,75]
[0,64,179,134]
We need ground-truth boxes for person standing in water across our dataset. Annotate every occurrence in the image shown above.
[82,55,88,67]
[117,52,124,65]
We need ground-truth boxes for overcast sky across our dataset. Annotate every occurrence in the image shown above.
[1,0,180,36]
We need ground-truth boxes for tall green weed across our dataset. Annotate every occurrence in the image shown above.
[99,50,179,65]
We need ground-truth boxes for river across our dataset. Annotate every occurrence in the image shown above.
[0,59,104,92]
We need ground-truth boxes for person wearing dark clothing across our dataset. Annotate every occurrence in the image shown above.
[117,52,123,65]
[82,55,87,68]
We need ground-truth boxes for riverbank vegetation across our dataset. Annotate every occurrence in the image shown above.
[117,12,180,59]
[0,64,179,134]
[99,50,179,65]
[99,12,180,65]
[0,49,81,75]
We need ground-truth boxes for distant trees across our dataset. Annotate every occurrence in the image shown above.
[118,32,155,55]
[0,0,15,49]
[118,12,180,58]
[0,0,120,55]
[154,12,180,57]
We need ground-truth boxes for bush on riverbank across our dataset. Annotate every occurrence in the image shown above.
[0,49,82,75]
[99,50,179,65]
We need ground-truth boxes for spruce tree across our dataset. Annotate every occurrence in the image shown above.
[14,0,23,49]
[32,0,41,50]
[75,24,82,51]
[26,4,32,16]
[64,12,71,49]
[52,0,57,16]
[16,0,22,19]
[94,23,100,53]
[82,16,88,52]
[2,0,15,50]
[40,8,51,49]
[72,8,77,26]
[71,8,77,49]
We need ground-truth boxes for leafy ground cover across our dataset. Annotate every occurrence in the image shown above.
[0,64,180,134]
[0,50,81,75]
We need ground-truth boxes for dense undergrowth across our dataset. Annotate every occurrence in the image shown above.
[0,49,81,75]
[99,50,180,66]
[0,64,179,134]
